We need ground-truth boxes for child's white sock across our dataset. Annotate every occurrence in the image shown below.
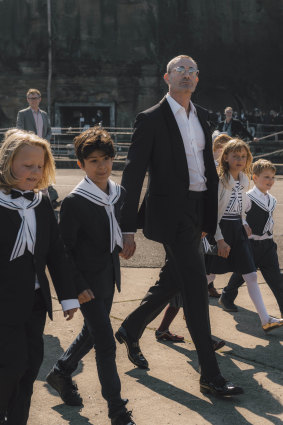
[206,274,216,284]
[242,272,270,325]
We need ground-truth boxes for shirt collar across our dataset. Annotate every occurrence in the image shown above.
[252,186,269,200]
[166,93,197,117]
[30,107,40,113]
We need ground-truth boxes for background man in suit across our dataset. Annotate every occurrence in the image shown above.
[16,88,52,142]
[217,106,258,142]
[116,54,243,396]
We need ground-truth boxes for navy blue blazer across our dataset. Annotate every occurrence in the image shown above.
[0,195,77,325]
[59,187,125,298]
[120,97,219,243]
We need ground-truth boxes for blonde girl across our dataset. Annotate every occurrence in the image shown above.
[0,129,79,425]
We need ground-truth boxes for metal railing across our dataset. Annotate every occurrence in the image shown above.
[1,124,283,162]
[246,122,283,142]
[49,126,133,159]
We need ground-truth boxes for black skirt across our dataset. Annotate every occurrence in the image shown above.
[205,219,256,275]
[169,293,183,308]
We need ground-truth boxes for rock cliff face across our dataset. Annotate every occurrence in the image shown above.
[0,0,282,127]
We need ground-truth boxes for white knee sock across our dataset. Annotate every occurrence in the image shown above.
[242,272,279,326]
[207,274,216,284]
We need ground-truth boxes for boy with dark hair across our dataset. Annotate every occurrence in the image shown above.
[46,127,136,425]
[219,159,283,316]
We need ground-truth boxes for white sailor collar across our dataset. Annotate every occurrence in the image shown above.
[248,186,276,204]
[247,185,276,211]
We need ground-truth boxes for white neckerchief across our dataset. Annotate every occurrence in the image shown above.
[247,186,277,235]
[226,180,244,215]
[0,189,42,261]
[71,176,123,252]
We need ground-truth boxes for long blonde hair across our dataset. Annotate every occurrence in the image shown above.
[218,138,253,182]
[0,129,55,193]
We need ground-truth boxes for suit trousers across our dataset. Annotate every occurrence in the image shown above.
[223,239,283,315]
[54,292,127,419]
[122,192,221,381]
[0,289,46,425]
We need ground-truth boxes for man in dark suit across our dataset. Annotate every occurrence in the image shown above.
[116,55,243,396]
[217,106,258,142]
[16,88,52,141]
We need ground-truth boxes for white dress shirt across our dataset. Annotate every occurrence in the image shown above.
[31,108,43,138]
[166,93,207,191]
[15,191,79,311]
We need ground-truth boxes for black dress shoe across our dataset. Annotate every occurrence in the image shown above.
[111,410,136,425]
[200,376,244,396]
[115,327,148,369]
[208,286,221,298]
[218,296,238,312]
[46,369,83,406]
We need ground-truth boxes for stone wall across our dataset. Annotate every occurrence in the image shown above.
[0,0,282,127]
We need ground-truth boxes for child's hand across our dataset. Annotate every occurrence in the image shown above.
[244,224,252,237]
[217,239,231,258]
[120,234,136,259]
[64,308,78,321]
[78,289,95,304]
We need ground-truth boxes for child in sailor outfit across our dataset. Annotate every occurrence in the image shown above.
[0,129,79,425]
[220,159,283,318]
[205,139,283,332]
[46,127,136,425]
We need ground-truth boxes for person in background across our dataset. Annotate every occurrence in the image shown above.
[217,107,258,142]
[16,88,52,142]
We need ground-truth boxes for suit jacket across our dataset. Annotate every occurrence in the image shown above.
[120,97,219,244]
[16,106,52,141]
[0,195,77,325]
[59,188,125,298]
[217,119,253,141]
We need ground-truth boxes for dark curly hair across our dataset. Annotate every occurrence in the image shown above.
[74,126,115,164]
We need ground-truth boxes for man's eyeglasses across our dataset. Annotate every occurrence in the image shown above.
[172,66,199,77]
[27,96,41,100]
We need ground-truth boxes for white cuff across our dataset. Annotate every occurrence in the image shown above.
[61,299,80,311]
[122,232,135,234]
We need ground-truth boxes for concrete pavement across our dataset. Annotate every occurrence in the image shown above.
[28,170,283,425]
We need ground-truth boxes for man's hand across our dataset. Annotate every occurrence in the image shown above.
[244,224,252,237]
[201,232,208,239]
[253,137,259,142]
[217,239,231,258]
[78,289,95,304]
[120,234,136,259]
[63,308,78,321]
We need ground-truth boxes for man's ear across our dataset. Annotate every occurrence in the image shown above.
[77,160,83,169]
[164,73,169,85]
